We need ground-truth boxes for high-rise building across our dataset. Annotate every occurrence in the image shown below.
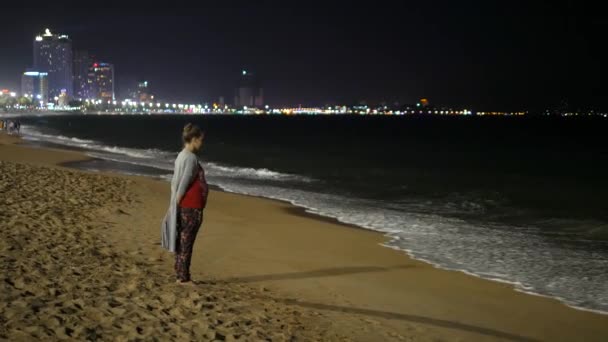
[33,28,73,98]
[87,62,115,102]
[136,80,152,102]
[21,75,34,97]
[73,50,91,100]
[235,70,263,107]
[21,71,49,106]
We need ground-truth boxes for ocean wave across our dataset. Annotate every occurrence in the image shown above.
[21,125,176,167]
[99,146,157,159]
[206,162,313,182]
[20,126,95,144]
[20,125,315,184]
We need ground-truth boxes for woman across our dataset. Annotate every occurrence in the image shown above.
[161,123,209,285]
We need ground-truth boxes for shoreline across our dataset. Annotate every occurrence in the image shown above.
[213,186,608,317]
[16,135,608,316]
[3,131,608,341]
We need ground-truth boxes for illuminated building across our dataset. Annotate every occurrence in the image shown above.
[57,89,69,107]
[21,71,49,105]
[87,62,115,101]
[137,81,152,102]
[33,28,73,98]
[235,70,263,107]
[73,50,91,100]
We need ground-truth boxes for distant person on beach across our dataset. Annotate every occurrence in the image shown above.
[161,123,209,285]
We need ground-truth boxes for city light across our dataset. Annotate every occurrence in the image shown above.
[35,36,43,41]
[9,92,16,97]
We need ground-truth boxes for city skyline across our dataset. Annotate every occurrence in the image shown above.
[0,3,606,110]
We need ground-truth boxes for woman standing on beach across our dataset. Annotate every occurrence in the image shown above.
[161,123,209,285]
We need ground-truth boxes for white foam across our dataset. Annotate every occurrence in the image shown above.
[206,162,313,182]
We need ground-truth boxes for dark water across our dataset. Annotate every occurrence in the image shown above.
[13,113,608,313]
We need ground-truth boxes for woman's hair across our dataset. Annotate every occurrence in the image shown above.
[182,123,204,143]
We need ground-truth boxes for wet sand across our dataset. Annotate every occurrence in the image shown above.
[2,131,608,341]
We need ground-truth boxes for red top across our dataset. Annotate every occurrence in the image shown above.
[179,165,209,209]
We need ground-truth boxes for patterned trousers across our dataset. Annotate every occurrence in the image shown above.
[175,207,202,282]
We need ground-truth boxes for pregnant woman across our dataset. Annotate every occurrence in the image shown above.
[161,123,209,285]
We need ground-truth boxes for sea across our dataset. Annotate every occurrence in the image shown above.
[4,112,608,314]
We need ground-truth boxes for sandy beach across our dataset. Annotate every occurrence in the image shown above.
[2,131,608,341]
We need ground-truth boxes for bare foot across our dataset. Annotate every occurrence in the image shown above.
[176,280,197,286]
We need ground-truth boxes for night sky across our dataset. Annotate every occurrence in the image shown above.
[0,2,605,110]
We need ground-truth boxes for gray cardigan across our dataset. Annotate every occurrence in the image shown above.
[161,149,202,252]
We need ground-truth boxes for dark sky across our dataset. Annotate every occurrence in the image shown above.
[0,2,605,110]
